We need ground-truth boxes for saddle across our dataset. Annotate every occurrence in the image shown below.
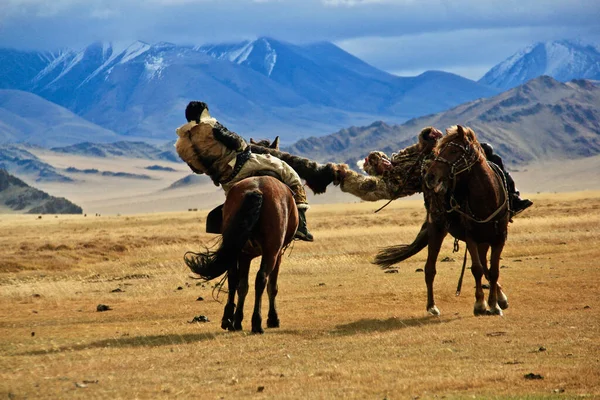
[205,170,290,234]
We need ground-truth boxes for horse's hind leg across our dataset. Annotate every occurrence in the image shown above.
[478,243,490,281]
[496,282,509,310]
[251,253,277,334]
[232,255,252,331]
[478,243,507,310]
[487,242,505,315]
[267,253,283,328]
[221,262,239,331]
[466,238,488,316]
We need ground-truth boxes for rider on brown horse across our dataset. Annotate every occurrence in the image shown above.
[335,126,532,216]
[175,101,314,241]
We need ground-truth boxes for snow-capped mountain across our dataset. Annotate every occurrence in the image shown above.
[1,37,498,144]
[479,40,600,90]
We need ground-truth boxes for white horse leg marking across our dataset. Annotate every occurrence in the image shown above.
[473,300,488,316]
[428,305,441,316]
[487,304,503,316]
[497,288,509,310]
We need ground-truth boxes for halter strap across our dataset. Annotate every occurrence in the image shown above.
[433,141,508,223]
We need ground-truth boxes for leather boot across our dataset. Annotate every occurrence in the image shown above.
[294,208,314,242]
[512,194,533,215]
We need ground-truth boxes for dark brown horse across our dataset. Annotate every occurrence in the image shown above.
[184,175,298,333]
[376,125,510,316]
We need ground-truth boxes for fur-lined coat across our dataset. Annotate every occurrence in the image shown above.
[338,127,441,201]
[175,117,247,185]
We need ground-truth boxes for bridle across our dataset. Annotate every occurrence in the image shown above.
[430,139,508,224]
[432,141,480,181]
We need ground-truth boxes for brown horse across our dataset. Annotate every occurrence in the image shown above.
[377,125,510,316]
[184,175,298,333]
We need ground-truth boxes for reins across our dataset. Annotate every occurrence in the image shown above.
[433,142,509,224]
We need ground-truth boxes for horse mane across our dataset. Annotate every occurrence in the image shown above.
[436,125,486,161]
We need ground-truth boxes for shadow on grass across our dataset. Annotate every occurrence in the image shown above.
[18,318,456,356]
[20,331,225,356]
[333,315,457,336]
[19,327,306,356]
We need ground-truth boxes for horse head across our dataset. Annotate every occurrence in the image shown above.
[424,125,484,193]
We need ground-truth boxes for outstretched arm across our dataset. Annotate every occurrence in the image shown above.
[212,122,247,151]
[338,167,396,201]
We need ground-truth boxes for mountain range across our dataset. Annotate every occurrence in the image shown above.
[287,76,600,168]
[0,38,597,172]
[1,37,501,144]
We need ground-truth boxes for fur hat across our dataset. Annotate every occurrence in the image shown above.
[418,127,443,151]
[185,101,209,123]
[362,151,390,176]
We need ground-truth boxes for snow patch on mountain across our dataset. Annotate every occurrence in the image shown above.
[480,40,600,90]
[145,56,167,79]
[31,50,75,86]
[263,39,277,76]
[197,37,278,75]
[120,41,151,64]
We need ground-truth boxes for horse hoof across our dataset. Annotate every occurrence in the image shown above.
[267,318,280,328]
[231,322,243,331]
[427,305,440,316]
[498,299,509,310]
[474,306,488,316]
[252,327,264,334]
[486,305,503,316]
[221,319,234,331]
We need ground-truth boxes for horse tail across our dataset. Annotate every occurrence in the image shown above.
[185,190,263,280]
[373,221,428,268]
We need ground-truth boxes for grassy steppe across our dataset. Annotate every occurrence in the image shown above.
[1,192,599,399]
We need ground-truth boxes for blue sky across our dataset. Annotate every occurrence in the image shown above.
[1,0,598,80]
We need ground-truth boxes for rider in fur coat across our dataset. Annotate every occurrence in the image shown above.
[175,101,314,241]
[335,127,443,201]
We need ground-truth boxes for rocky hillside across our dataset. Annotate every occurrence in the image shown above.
[0,169,82,214]
[286,77,600,168]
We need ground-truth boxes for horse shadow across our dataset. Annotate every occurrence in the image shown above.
[19,317,456,356]
[20,331,224,356]
[332,315,457,336]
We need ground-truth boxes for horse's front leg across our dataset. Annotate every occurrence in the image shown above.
[466,238,488,315]
[266,253,283,328]
[251,254,277,334]
[487,241,506,315]
[221,261,239,331]
[425,219,446,316]
[232,255,252,331]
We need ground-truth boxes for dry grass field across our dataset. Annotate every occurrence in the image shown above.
[1,191,599,399]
